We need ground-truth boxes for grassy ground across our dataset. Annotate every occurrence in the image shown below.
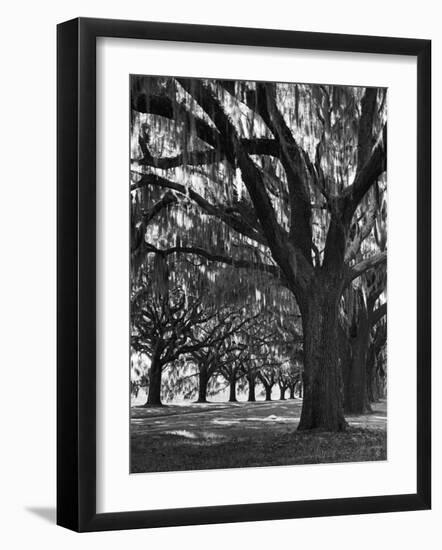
[130,399,387,473]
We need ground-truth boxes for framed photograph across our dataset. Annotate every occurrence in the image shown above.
[57,17,431,532]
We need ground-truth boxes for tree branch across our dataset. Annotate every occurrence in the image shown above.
[131,191,177,272]
[344,187,379,262]
[175,78,296,285]
[346,251,387,284]
[132,91,281,164]
[144,242,281,277]
[242,138,282,157]
[143,191,177,225]
[133,138,281,171]
[343,124,387,218]
[132,173,266,245]
[134,148,221,170]
[132,92,229,157]
[370,302,387,326]
[356,87,379,172]
[256,82,313,262]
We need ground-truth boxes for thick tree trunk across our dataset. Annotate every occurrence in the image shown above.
[229,378,237,402]
[345,337,372,414]
[289,385,295,399]
[344,335,371,414]
[376,359,387,399]
[247,375,256,402]
[344,295,372,415]
[366,344,378,403]
[264,384,272,401]
[197,366,208,403]
[368,330,387,403]
[298,286,347,431]
[144,354,163,406]
[279,386,286,400]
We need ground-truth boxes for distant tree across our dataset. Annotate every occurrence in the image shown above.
[189,309,257,402]
[218,361,242,403]
[274,362,301,400]
[191,345,221,403]
[286,363,304,399]
[258,367,277,401]
[132,282,241,406]
[277,373,288,400]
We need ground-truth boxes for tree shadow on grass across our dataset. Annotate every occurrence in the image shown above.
[131,426,387,473]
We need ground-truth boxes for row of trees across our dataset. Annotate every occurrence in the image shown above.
[130,76,387,430]
[131,254,304,405]
[130,251,386,414]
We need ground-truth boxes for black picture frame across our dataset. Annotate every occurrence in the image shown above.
[57,17,431,532]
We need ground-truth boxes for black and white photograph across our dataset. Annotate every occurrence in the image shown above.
[129,75,388,473]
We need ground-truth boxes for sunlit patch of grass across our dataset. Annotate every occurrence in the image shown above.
[163,430,197,439]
